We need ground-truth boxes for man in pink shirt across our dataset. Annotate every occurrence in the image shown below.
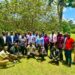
[49,31,57,59]
[44,34,49,55]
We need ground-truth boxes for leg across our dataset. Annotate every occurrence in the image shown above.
[65,50,68,64]
[68,50,72,67]
[50,43,54,59]
[44,45,48,56]
[59,48,63,61]
[0,59,9,67]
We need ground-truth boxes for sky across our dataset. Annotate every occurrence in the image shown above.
[63,7,75,23]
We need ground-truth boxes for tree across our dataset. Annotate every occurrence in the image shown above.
[48,0,75,31]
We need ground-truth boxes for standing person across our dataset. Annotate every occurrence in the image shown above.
[57,32,64,61]
[27,32,32,45]
[49,31,57,59]
[35,34,40,53]
[10,32,14,45]
[37,34,46,61]
[14,33,19,43]
[24,33,28,55]
[6,32,12,52]
[32,31,36,45]
[44,34,49,55]
[64,34,74,67]
[42,31,45,37]
[19,34,27,55]
[18,32,22,41]
[0,35,4,49]
[2,31,6,45]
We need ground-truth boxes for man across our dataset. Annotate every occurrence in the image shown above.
[0,46,9,67]
[10,32,14,45]
[14,33,19,43]
[10,43,23,62]
[2,31,6,45]
[6,32,12,52]
[38,44,46,61]
[49,31,57,59]
[44,34,49,55]
[32,31,36,45]
[10,42,21,55]
[64,34,74,67]
[27,32,33,45]
[57,32,64,61]
[36,34,46,61]
[27,43,36,59]
[0,35,4,48]
[0,46,21,66]
[49,45,60,65]
[19,34,27,55]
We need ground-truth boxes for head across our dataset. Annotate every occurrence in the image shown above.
[36,32,38,36]
[24,33,27,36]
[4,46,8,52]
[22,34,24,38]
[2,31,6,36]
[39,34,42,38]
[44,34,47,37]
[67,34,70,39]
[14,42,19,48]
[10,31,14,35]
[30,43,32,46]
[33,31,35,35]
[64,32,68,37]
[0,46,3,51]
[52,31,54,35]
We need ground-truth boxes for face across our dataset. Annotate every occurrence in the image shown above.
[14,43,18,47]
[30,43,32,46]
[4,46,8,51]
[52,31,54,34]
[45,34,47,37]
[67,35,70,39]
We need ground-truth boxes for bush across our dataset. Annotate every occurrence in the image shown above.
[71,29,75,34]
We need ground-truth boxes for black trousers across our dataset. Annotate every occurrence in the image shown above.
[65,50,72,66]
[50,43,54,59]
[44,44,48,55]
[20,46,27,55]
[58,48,63,61]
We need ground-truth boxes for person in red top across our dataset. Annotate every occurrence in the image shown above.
[65,34,74,67]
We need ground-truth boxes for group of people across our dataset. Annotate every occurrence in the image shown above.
[0,31,74,67]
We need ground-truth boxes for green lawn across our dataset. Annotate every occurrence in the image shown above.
[0,57,75,75]
[0,34,75,75]
[71,34,75,39]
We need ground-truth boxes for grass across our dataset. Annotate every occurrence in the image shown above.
[0,57,75,75]
[0,34,75,75]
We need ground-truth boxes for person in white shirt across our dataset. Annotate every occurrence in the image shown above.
[2,32,6,45]
[10,32,14,45]
[49,31,57,59]
[27,33,32,45]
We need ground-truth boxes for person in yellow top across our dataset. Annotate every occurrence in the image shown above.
[0,45,21,67]
[27,43,36,59]
[0,46,9,67]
